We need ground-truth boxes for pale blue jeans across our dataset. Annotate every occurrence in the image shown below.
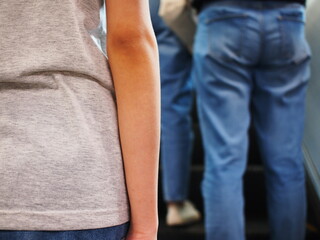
[193,1,311,240]
[150,0,195,201]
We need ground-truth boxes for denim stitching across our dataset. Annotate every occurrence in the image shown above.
[278,15,305,23]
[238,15,249,59]
[205,14,248,24]
[277,16,286,59]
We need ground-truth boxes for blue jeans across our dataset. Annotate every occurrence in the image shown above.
[193,1,311,240]
[0,222,129,240]
[149,0,194,201]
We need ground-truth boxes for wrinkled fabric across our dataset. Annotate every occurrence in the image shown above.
[150,0,195,201]
[193,2,310,240]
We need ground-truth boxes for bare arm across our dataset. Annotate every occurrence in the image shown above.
[105,0,160,239]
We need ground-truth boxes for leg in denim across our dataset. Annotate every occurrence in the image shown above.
[252,4,311,240]
[193,2,310,240]
[193,4,256,239]
[253,62,309,240]
[150,0,194,201]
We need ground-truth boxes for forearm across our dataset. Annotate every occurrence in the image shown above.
[107,34,160,235]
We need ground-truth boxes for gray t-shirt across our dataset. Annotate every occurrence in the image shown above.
[0,0,130,230]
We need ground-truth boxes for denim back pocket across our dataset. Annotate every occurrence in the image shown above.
[202,7,249,62]
[278,8,311,64]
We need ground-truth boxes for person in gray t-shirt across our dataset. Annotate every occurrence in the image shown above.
[0,0,160,239]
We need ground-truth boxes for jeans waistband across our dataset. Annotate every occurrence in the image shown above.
[201,0,304,10]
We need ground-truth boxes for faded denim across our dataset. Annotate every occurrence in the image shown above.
[193,1,311,240]
[150,0,195,201]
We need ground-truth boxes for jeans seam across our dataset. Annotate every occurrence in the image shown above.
[205,14,248,24]
[238,15,248,58]
[278,15,305,23]
[277,17,286,59]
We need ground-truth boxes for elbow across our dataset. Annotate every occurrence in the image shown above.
[108,26,158,52]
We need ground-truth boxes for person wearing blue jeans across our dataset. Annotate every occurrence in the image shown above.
[149,0,201,226]
[192,0,311,239]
